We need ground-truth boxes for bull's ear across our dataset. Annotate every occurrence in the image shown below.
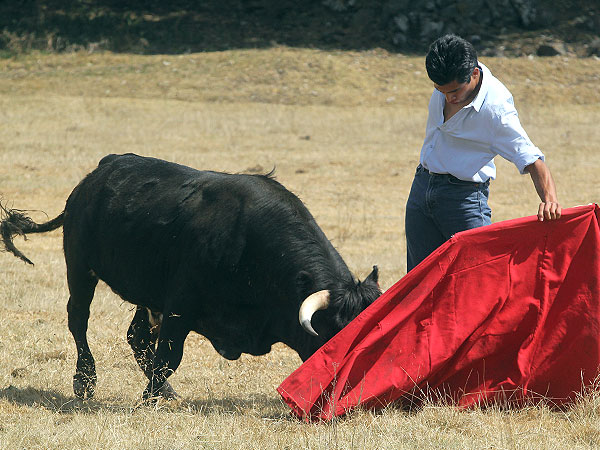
[365,265,379,284]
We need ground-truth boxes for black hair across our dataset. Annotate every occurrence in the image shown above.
[425,34,478,86]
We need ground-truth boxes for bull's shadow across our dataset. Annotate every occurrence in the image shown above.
[0,385,295,419]
[0,385,108,414]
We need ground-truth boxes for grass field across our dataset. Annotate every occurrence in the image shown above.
[0,48,599,449]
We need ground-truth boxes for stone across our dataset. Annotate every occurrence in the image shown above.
[420,19,445,41]
[588,37,600,57]
[322,0,355,12]
[511,0,537,27]
[536,42,567,57]
[393,14,409,33]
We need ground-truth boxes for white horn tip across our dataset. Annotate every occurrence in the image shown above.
[300,319,319,337]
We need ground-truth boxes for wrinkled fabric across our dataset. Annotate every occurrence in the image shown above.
[278,204,600,421]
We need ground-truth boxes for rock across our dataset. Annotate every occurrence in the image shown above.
[382,0,413,19]
[393,14,409,33]
[536,42,567,57]
[588,37,600,57]
[420,19,445,41]
[512,0,537,27]
[481,45,505,57]
[469,34,482,45]
[322,0,355,12]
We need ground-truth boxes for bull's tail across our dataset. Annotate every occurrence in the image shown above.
[0,204,64,265]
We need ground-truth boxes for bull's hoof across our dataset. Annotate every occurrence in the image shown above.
[142,380,179,402]
[158,381,179,400]
[73,372,97,399]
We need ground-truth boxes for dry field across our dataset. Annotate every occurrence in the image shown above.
[0,48,599,449]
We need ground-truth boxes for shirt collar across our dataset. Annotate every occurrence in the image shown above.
[470,62,489,112]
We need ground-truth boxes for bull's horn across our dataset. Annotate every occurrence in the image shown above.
[299,290,330,337]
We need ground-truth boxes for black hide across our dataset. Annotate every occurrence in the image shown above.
[1,153,381,399]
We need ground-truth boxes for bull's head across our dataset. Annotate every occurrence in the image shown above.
[299,265,380,338]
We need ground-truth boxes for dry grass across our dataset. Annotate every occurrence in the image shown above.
[0,48,599,449]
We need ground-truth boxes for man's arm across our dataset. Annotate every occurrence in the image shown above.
[524,158,561,221]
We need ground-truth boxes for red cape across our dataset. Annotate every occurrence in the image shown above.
[278,204,600,421]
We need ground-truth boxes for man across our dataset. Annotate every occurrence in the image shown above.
[405,34,561,272]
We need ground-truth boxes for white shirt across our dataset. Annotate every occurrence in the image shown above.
[419,63,544,182]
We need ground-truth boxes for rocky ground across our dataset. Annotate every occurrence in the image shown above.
[326,0,600,57]
[0,0,598,57]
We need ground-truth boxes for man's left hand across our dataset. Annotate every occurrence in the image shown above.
[537,201,561,222]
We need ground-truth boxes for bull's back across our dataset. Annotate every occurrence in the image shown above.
[62,154,292,308]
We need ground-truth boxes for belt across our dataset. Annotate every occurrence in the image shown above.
[417,164,446,176]
[417,164,489,186]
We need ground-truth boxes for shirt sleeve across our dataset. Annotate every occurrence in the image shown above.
[490,100,544,174]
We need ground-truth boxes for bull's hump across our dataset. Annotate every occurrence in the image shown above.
[98,153,126,166]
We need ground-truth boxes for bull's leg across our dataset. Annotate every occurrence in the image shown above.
[142,311,191,400]
[127,307,178,399]
[66,266,98,399]
[127,307,159,377]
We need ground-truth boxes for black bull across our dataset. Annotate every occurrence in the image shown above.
[1,154,380,400]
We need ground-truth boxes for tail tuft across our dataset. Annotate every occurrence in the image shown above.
[0,205,37,264]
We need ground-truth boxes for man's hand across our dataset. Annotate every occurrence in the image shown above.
[525,159,561,221]
[537,201,562,222]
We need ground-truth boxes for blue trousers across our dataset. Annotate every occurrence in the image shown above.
[405,165,492,272]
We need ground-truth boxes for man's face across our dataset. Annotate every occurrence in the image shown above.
[434,67,480,106]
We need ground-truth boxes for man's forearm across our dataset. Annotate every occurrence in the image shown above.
[526,159,558,202]
[525,159,561,221]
